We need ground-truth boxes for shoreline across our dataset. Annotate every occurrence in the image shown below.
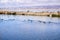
[0,10,60,17]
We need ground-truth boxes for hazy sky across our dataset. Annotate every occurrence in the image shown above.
[0,0,60,7]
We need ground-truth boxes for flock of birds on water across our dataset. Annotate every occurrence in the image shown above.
[0,18,60,24]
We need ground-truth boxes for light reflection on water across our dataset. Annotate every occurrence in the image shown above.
[0,15,60,40]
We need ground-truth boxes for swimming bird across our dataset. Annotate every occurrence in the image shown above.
[38,20,42,23]
[28,19,33,23]
[42,21,46,24]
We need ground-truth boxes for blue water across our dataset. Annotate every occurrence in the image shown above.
[0,15,60,40]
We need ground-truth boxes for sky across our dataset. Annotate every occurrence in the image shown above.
[0,0,60,7]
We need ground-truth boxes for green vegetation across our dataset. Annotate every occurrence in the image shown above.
[52,14,60,17]
[0,12,4,14]
[12,12,16,15]
[7,12,16,15]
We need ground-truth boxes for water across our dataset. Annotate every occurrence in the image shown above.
[0,15,60,40]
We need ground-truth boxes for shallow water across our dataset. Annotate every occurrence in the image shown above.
[0,15,60,40]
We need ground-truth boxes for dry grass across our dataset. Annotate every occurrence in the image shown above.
[0,11,60,17]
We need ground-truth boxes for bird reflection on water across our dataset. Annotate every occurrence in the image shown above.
[0,15,60,40]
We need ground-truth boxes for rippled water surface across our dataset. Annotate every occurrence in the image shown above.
[0,15,60,40]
